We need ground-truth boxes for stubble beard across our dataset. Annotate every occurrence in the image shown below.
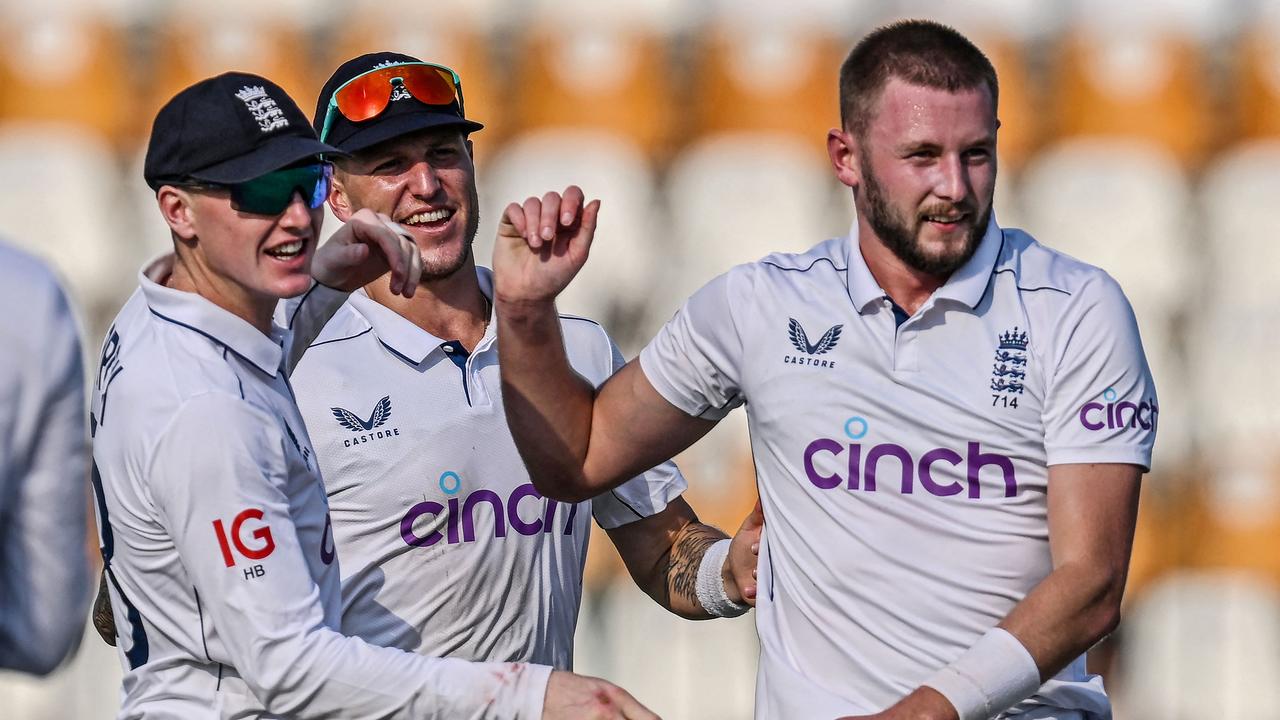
[418,182,481,283]
[859,152,990,278]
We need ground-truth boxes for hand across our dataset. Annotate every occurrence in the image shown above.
[541,670,660,720]
[836,687,959,720]
[493,186,601,306]
[723,499,764,606]
[92,571,116,646]
[311,208,422,295]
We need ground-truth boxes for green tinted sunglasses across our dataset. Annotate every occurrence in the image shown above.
[185,163,333,216]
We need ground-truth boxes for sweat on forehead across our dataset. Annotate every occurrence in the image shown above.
[838,19,999,135]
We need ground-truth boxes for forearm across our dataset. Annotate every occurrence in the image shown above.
[496,298,600,501]
[658,522,730,619]
[999,560,1125,681]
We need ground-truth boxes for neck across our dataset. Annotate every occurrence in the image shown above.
[365,258,490,351]
[166,251,276,335]
[855,217,950,316]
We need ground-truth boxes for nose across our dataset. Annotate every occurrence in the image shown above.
[407,160,442,199]
[276,191,316,232]
[933,153,971,204]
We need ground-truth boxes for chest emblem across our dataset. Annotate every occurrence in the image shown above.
[784,318,843,368]
[990,327,1028,408]
[332,395,392,431]
[332,395,401,448]
[788,318,842,356]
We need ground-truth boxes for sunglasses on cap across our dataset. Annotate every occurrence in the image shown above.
[319,61,465,143]
[182,163,333,216]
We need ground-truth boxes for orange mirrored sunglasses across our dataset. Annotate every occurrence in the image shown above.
[319,62,464,142]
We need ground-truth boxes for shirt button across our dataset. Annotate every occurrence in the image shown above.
[443,345,454,353]
[882,298,891,309]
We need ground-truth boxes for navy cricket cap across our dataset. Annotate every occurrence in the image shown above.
[313,51,484,155]
[144,71,344,191]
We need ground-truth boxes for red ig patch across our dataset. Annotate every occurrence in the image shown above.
[213,508,276,567]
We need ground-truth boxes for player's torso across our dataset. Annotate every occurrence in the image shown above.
[91,290,339,716]
[293,306,610,668]
[736,239,1058,707]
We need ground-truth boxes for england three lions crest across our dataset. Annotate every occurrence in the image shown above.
[235,85,290,133]
[990,327,1028,408]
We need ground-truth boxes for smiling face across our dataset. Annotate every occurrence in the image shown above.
[838,77,998,277]
[162,184,322,317]
[330,126,479,282]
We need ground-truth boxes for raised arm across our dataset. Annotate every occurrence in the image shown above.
[494,189,716,502]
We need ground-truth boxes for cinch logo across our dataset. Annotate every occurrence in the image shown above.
[1078,387,1158,432]
[802,416,1018,499]
[400,477,579,548]
[784,318,842,368]
[213,508,276,567]
[333,396,401,447]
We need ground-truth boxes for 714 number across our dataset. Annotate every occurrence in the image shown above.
[992,395,1018,409]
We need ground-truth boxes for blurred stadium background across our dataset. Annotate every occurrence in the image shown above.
[2,0,1278,717]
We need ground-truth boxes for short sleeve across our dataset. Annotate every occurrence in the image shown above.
[1042,274,1158,470]
[638,270,748,421]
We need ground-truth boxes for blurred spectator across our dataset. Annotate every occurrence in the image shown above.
[0,240,91,675]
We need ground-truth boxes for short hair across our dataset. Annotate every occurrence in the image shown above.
[839,20,998,135]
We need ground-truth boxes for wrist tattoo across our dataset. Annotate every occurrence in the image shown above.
[668,525,726,608]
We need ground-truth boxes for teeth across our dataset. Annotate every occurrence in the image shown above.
[267,240,304,257]
[404,209,452,225]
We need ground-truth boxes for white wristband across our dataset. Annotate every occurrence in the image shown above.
[695,538,750,618]
[922,627,1041,720]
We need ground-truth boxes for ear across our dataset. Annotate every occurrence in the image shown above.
[465,137,475,159]
[827,128,862,190]
[328,169,355,222]
[156,186,198,241]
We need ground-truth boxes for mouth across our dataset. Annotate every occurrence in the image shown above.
[264,239,308,260]
[922,211,970,232]
[400,208,455,231]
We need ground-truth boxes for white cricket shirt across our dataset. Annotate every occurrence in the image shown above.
[639,219,1156,718]
[0,241,92,675]
[90,255,549,719]
[291,266,686,668]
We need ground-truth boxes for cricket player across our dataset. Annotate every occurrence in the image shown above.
[0,241,92,675]
[493,20,1155,720]
[92,71,655,719]
[289,52,759,667]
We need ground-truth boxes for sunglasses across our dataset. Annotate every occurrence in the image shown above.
[184,163,333,216]
[319,62,465,143]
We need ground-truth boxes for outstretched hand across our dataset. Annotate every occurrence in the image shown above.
[493,186,601,306]
[311,208,422,295]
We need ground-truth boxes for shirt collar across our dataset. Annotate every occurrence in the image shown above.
[348,265,496,365]
[843,214,1003,313]
[140,254,285,377]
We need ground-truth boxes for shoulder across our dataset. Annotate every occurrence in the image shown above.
[994,227,1126,302]
[306,300,374,351]
[0,242,75,324]
[556,312,618,379]
[756,236,848,278]
[113,299,249,409]
[716,236,849,300]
